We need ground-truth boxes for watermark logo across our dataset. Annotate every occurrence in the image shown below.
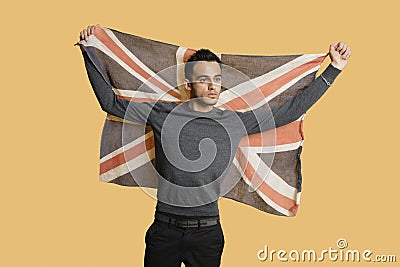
[257,238,396,263]
[336,238,348,249]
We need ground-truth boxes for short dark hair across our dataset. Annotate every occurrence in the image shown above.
[184,48,221,81]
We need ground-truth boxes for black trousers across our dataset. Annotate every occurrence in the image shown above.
[144,213,225,267]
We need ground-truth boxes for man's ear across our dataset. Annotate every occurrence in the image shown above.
[184,78,191,90]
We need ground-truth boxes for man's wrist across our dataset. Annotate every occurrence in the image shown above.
[320,63,342,85]
[330,61,344,71]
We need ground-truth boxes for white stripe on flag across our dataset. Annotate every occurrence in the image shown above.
[176,47,188,99]
[247,140,304,153]
[101,28,181,97]
[217,54,325,111]
[296,192,302,204]
[232,157,292,216]
[239,146,297,199]
[82,32,180,101]
[100,148,155,182]
[100,131,153,163]
[114,88,179,102]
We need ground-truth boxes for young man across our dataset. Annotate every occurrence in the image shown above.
[79,25,351,267]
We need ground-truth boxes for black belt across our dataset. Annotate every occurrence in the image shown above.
[155,212,219,229]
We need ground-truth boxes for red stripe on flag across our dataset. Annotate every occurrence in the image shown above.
[100,135,154,175]
[93,26,181,99]
[183,49,196,63]
[236,148,297,211]
[219,55,327,110]
[239,120,303,147]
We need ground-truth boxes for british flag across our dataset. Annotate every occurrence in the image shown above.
[77,25,327,217]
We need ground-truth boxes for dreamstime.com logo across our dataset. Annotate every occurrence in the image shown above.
[257,238,397,263]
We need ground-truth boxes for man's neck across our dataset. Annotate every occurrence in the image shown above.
[188,99,214,113]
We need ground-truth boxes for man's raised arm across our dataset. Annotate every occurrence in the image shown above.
[80,25,156,125]
[238,41,351,135]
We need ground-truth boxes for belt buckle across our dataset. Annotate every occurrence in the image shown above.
[179,220,192,229]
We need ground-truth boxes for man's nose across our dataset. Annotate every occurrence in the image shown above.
[208,81,218,90]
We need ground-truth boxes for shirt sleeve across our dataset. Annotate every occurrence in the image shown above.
[82,51,157,125]
[237,64,342,136]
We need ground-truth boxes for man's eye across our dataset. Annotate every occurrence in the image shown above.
[199,79,206,83]
[215,77,221,82]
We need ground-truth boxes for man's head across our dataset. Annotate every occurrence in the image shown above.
[184,49,222,106]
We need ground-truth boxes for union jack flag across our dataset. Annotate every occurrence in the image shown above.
[76,26,327,216]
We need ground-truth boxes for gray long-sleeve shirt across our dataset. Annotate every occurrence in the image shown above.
[82,51,341,218]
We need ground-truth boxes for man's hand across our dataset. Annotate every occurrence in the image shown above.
[80,24,102,41]
[79,24,102,52]
[329,41,351,70]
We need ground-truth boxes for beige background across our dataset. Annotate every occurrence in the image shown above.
[1,0,399,266]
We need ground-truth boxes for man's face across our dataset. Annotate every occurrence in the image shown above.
[184,61,222,106]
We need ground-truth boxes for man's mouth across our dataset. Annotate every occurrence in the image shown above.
[208,93,218,98]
